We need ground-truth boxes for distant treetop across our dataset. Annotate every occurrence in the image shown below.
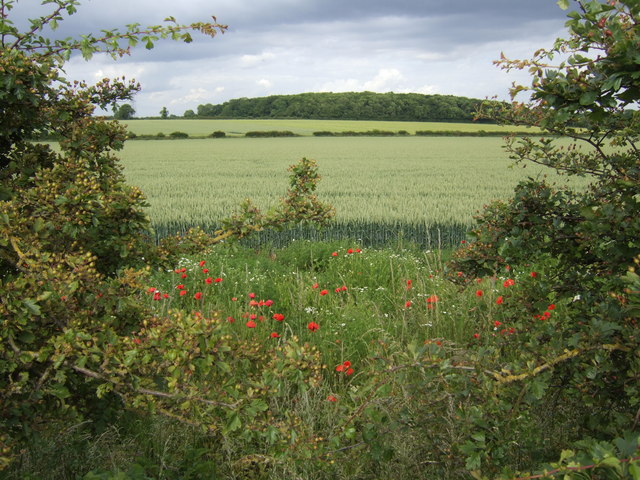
[194,91,489,122]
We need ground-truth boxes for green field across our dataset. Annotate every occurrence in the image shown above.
[119,134,587,246]
[121,118,541,137]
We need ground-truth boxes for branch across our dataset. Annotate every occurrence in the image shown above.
[71,364,240,409]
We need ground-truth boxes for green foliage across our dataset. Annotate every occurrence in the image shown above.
[195,91,486,122]
[114,103,136,120]
[168,131,189,138]
[244,130,297,137]
[450,0,640,476]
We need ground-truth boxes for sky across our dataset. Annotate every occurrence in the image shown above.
[14,0,573,117]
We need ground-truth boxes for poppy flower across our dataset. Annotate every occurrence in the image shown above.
[496,296,504,305]
[147,287,156,293]
[530,272,537,278]
[249,300,260,307]
[180,268,187,273]
[473,333,480,339]
[248,292,256,299]
[227,316,235,323]
[264,299,274,307]
[331,251,338,257]
[347,248,354,254]
[494,320,502,327]
[205,277,213,284]
[312,283,319,289]
[163,293,169,299]
[231,297,237,302]
[341,285,347,291]
[426,295,439,304]
[194,292,203,300]
[214,277,223,283]
[181,273,188,279]
[250,314,257,320]
[179,290,187,297]
[153,292,161,301]
[273,313,285,322]
[405,301,412,308]
[199,260,206,267]
[320,289,329,296]
[406,279,412,289]
[335,287,341,293]
[503,279,515,287]
[270,332,280,338]
[133,337,141,345]
[343,361,351,368]
[345,368,354,376]
[335,364,345,372]
[176,284,185,290]
[548,304,556,310]
[246,320,257,328]
[307,321,320,331]
[476,290,483,297]
[202,268,209,274]
[327,395,337,402]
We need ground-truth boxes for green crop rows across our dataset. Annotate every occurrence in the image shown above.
[118,134,588,248]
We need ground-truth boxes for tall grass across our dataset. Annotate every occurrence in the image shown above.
[119,137,589,246]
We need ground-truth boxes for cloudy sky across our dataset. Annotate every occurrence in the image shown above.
[15,0,573,116]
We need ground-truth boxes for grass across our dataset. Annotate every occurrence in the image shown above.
[118,136,588,246]
[6,240,554,479]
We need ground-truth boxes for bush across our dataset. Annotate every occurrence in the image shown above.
[209,130,226,138]
[169,131,189,138]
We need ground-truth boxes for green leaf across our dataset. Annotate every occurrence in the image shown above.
[557,0,570,10]
[226,412,241,432]
[23,298,41,316]
[579,91,598,106]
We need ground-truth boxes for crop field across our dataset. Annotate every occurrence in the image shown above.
[121,118,541,137]
[118,135,588,247]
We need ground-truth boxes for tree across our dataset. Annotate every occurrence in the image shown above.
[159,106,169,118]
[113,103,136,119]
[0,0,227,468]
[448,0,640,473]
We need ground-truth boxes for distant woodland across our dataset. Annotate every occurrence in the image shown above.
[189,92,488,122]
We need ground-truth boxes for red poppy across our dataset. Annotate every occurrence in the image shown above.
[476,290,483,297]
[181,273,187,279]
[248,292,256,299]
[133,337,141,345]
[457,271,463,277]
[179,290,187,296]
[343,361,351,368]
[312,283,319,289]
[227,316,235,323]
[249,300,260,307]
[307,321,319,331]
[147,287,156,293]
[327,395,337,402]
[199,260,206,267]
[264,299,274,307]
[345,368,354,376]
[250,313,257,320]
[273,313,285,322]
[180,268,187,273]
[355,248,361,253]
[176,284,185,290]
[341,285,347,291]
[153,292,161,301]
[335,287,341,293]
[473,333,480,339]
[494,320,502,327]
[231,297,237,301]
[205,277,213,284]
[246,320,256,328]
[214,277,223,283]
[331,251,338,257]
[406,279,412,289]
[405,301,412,308]
[320,289,329,296]
[548,304,556,310]
[503,279,515,287]
[347,248,354,254]
[335,364,345,372]
[270,332,280,338]
[194,292,203,300]
[163,293,169,299]
[426,295,439,304]
[530,272,537,278]
[496,296,504,305]
[202,268,209,274]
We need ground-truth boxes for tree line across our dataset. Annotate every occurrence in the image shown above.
[188,91,488,122]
